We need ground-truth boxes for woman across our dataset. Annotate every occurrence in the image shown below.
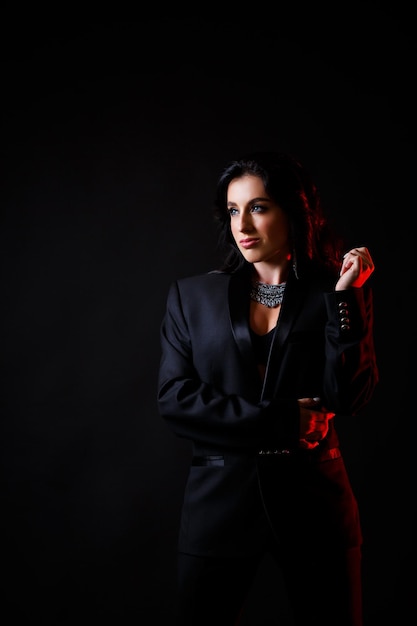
[157,151,378,626]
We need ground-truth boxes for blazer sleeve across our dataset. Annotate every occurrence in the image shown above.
[323,285,379,414]
[157,280,300,452]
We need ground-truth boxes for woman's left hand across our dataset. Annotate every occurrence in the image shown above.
[335,246,375,290]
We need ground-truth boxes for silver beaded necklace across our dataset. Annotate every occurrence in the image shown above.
[250,281,286,308]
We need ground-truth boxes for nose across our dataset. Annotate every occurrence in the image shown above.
[238,212,253,232]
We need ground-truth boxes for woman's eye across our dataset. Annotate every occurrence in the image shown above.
[228,208,238,216]
[251,204,265,213]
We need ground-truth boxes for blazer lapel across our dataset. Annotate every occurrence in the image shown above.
[261,271,306,400]
[228,268,256,370]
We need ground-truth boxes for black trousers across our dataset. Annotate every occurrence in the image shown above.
[175,541,362,626]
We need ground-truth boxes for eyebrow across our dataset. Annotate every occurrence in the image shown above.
[227,196,272,206]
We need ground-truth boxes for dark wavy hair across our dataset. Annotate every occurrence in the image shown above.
[213,151,345,277]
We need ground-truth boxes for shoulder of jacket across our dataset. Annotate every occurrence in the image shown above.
[178,269,230,283]
[173,271,231,299]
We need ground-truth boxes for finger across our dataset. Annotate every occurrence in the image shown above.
[340,250,374,279]
[299,438,319,450]
[343,247,374,268]
[297,397,321,406]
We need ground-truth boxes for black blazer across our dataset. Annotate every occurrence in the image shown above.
[157,264,378,556]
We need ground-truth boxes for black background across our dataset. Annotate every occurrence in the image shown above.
[1,9,415,625]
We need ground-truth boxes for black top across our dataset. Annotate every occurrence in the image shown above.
[250,326,275,366]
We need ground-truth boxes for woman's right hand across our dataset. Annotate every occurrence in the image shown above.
[297,397,335,450]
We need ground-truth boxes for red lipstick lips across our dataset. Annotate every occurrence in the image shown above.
[240,238,260,249]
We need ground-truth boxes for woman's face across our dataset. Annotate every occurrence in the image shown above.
[227,174,291,266]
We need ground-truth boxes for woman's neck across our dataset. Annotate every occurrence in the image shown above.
[252,259,290,285]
